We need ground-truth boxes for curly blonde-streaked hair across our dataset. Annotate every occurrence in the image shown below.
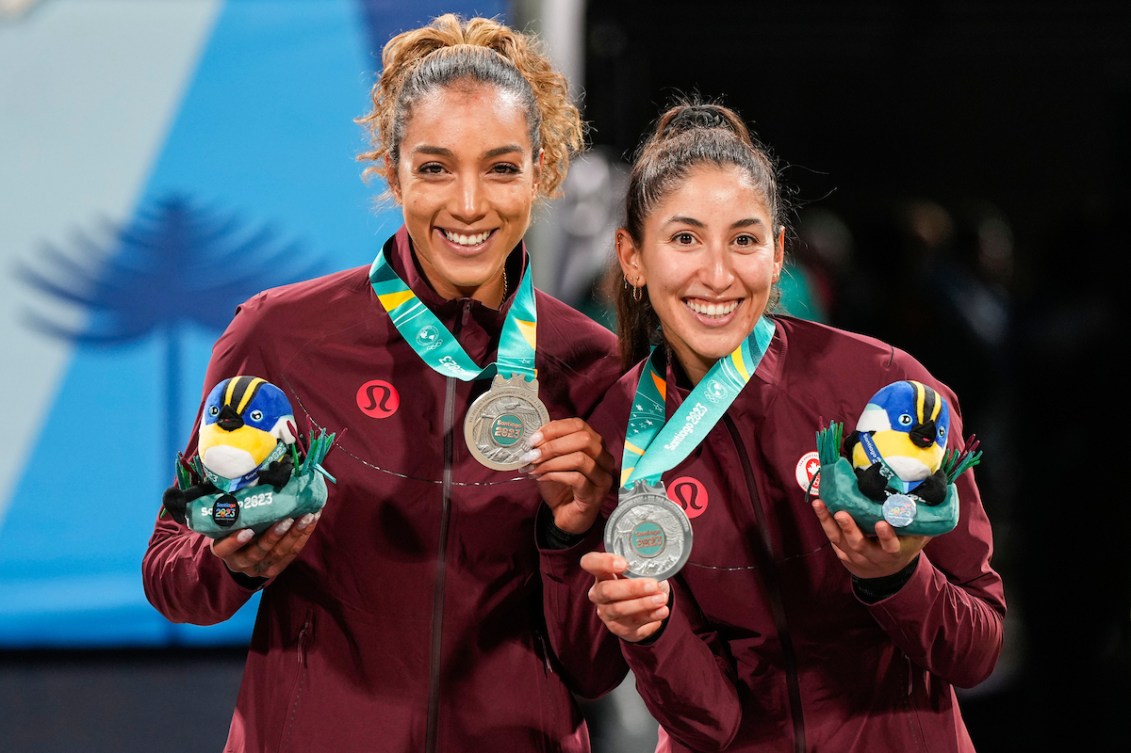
[357,13,584,201]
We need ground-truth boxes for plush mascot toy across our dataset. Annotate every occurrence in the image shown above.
[812,380,981,536]
[161,376,336,538]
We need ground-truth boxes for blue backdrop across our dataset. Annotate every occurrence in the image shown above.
[0,0,506,647]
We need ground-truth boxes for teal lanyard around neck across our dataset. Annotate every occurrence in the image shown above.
[620,317,776,489]
[369,246,538,381]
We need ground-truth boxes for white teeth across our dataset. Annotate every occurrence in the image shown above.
[686,299,738,317]
[443,230,490,246]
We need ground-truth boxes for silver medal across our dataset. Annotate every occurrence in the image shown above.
[604,480,693,580]
[882,493,917,527]
[464,374,550,471]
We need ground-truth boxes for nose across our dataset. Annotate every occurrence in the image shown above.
[702,243,735,291]
[450,172,487,224]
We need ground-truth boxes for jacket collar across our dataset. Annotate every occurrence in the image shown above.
[665,316,785,402]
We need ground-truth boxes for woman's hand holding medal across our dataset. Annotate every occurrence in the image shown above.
[580,551,671,643]
[521,417,615,536]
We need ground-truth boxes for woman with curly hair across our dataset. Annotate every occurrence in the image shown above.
[143,14,629,752]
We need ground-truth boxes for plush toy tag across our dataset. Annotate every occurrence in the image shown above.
[184,471,328,538]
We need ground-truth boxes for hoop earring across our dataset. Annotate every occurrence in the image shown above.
[632,283,643,303]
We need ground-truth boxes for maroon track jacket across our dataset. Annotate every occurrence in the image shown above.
[583,315,1006,753]
[143,227,623,752]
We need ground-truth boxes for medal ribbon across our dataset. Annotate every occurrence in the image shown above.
[369,246,537,381]
[621,317,776,489]
[856,433,921,494]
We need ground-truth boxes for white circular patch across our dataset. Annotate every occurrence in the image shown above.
[795,451,821,495]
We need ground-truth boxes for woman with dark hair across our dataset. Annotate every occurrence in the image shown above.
[572,96,1006,753]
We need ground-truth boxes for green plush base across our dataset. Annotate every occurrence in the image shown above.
[185,471,328,539]
[819,457,958,537]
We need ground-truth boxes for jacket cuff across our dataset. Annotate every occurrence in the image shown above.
[852,553,921,603]
[537,504,603,583]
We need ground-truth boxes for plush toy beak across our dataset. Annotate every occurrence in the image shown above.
[909,420,937,448]
[217,404,244,432]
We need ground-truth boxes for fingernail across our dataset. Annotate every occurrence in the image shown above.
[236,529,254,543]
[529,431,543,445]
[274,518,294,535]
[642,580,657,594]
[652,593,668,606]
[296,513,315,530]
[518,448,541,465]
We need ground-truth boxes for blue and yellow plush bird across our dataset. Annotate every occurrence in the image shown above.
[846,379,950,505]
[161,375,336,537]
[812,380,982,536]
[198,375,297,491]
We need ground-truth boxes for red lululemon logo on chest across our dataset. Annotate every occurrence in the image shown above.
[668,476,708,519]
[356,379,400,418]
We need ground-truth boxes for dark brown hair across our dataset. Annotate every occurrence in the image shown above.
[617,95,788,368]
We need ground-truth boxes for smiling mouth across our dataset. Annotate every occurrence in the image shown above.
[685,299,739,318]
[441,229,493,246]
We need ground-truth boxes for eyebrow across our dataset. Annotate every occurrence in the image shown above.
[411,144,526,159]
[664,216,765,229]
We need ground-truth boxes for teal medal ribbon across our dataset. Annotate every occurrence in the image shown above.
[620,316,776,489]
[369,244,547,470]
[605,316,776,579]
[368,245,538,381]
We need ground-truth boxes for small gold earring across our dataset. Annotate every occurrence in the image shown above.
[632,282,643,303]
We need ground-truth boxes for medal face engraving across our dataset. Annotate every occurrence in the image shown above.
[882,493,917,527]
[604,481,693,580]
[464,374,549,470]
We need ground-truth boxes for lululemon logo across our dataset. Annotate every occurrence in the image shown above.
[669,476,708,519]
[356,379,400,419]
[795,451,821,495]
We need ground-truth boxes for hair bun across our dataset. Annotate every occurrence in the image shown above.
[663,104,731,135]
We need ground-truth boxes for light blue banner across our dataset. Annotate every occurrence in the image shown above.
[0,0,505,648]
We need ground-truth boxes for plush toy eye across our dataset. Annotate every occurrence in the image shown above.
[250,410,263,421]
[898,413,913,427]
[209,406,219,417]
[938,425,947,440]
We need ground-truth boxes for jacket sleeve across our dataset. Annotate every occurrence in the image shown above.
[538,507,630,699]
[860,430,1007,689]
[621,578,742,751]
[141,299,272,625]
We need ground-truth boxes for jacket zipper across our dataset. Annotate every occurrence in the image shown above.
[425,302,467,753]
[723,415,807,753]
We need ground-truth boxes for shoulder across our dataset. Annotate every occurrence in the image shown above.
[533,288,620,383]
[773,314,932,378]
[768,314,957,417]
[229,266,372,334]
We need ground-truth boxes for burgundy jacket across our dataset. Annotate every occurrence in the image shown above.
[142,227,623,753]
[585,315,1006,753]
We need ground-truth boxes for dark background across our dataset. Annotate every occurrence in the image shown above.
[2,2,1128,751]
[579,1,1129,751]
